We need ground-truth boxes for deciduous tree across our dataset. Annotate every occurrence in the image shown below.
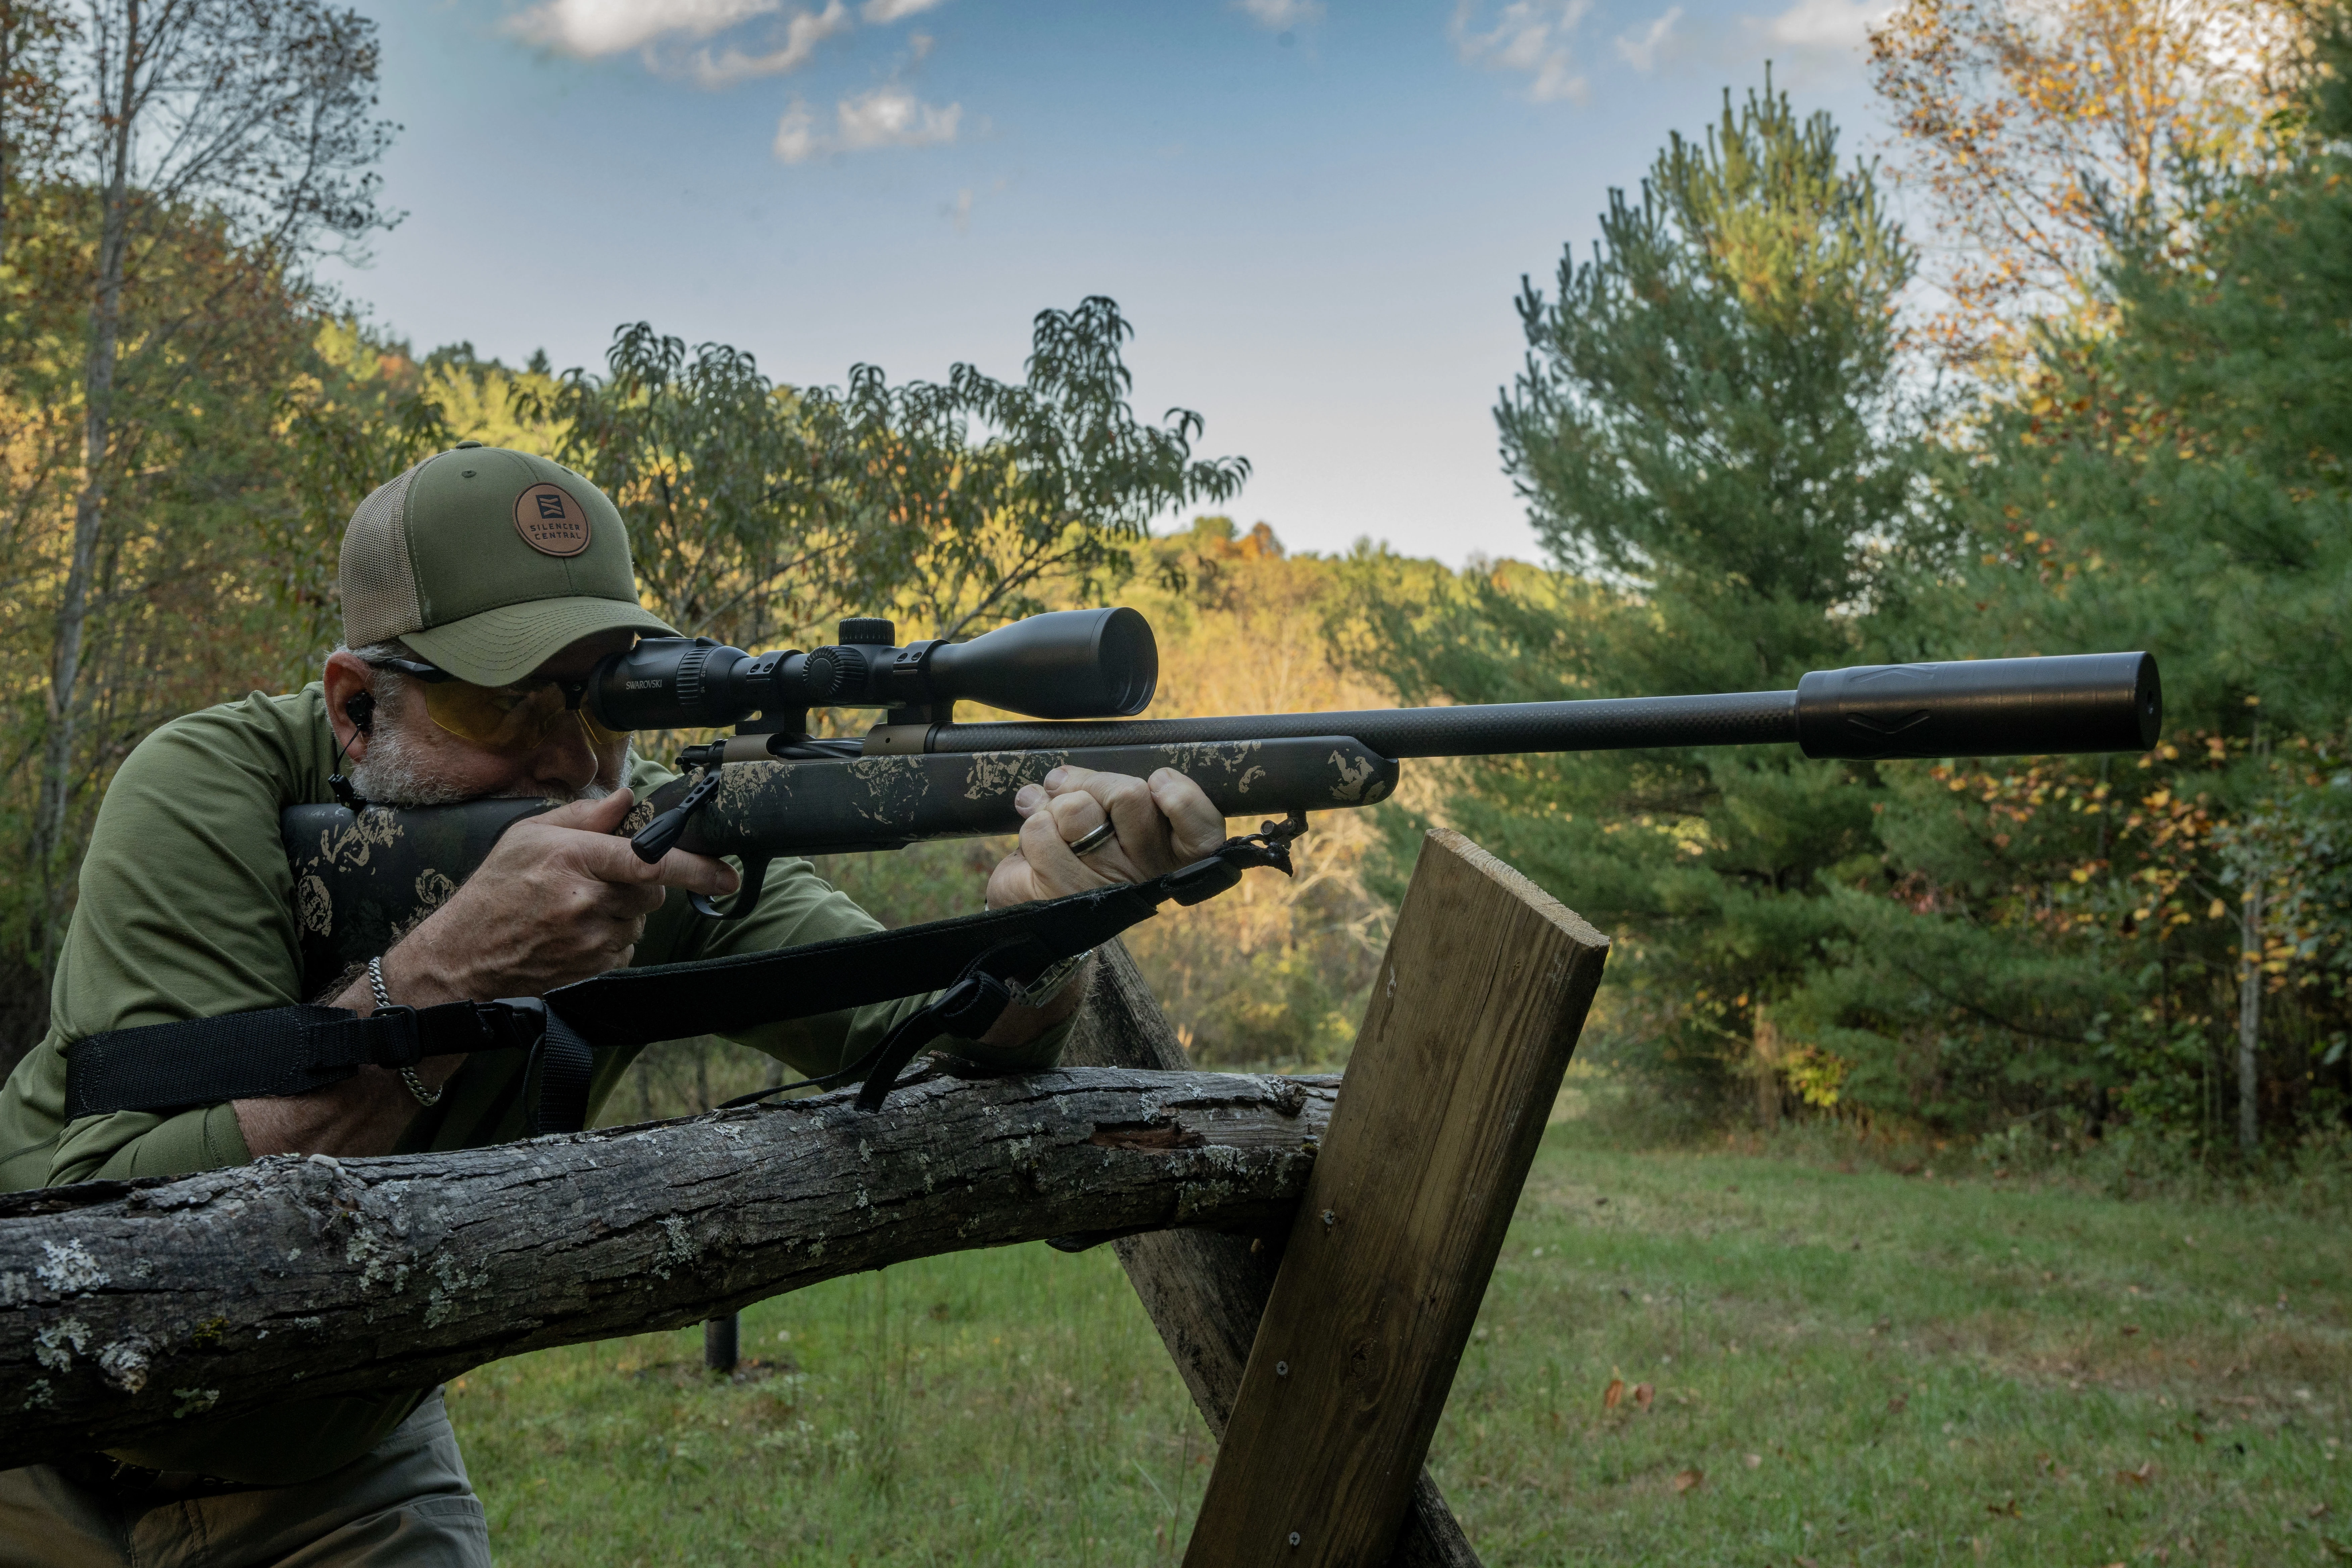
[542,297,1248,649]
[1869,0,2306,369]
[26,0,396,961]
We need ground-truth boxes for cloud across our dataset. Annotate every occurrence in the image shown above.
[509,0,916,83]
[775,82,962,161]
[682,0,851,83]
[1451,0,1594,103]
[1760,0,1894,52]
[508,0,781,55]
[1614,5,1681,71]
[1236,0,1324,28]
[837,82,962,148]
[773,100,821,160]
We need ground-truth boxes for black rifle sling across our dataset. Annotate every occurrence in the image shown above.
[64,825,1295,1130]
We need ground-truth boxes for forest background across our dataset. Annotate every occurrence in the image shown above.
[2,0,2348,1170]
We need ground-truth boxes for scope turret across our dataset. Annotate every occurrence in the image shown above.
[585,606,1161,733]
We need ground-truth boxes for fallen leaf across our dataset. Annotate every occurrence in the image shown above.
[1744,1453,1763,1469]
[1634,1383,1656,1411]
[1672,1468,1703,1493]
[2121,1324,2142,1337]
[1986,1498,2021,1518]
[2312,1503,2332,1520]
[1887,1395,1908,1414]
[1604,1378,1624,1411]
[2115,1462,2154,1486]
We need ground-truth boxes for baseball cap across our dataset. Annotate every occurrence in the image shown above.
[339,443,677,687]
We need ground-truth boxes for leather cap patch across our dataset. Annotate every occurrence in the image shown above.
[513,483,592,557]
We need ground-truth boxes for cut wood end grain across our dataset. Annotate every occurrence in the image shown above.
[1425,829,1611,954]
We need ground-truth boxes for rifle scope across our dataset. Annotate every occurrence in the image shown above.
[586,606,1158,732]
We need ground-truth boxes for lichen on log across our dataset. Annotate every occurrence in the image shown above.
[0,1065,1333,1470]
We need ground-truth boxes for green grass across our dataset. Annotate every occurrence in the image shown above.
[447,1125,2351,1566]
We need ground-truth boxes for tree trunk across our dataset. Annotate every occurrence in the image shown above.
[34,0,140,957]
[1752,1009,1782,1130]
[2238,879,2263,1160]
[2,3,13,267]
[0,1064,1333,1471]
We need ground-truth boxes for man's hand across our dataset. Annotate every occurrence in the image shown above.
[961,765,1226,1054]
[386,788,739,1007]
[987,766,1228,908]
[238,789,737,1159]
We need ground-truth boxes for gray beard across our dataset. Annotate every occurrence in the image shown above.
[348,722,628,807]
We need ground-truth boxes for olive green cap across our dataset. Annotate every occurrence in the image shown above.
[339,443,676,686]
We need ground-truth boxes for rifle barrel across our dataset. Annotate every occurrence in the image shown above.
[913,653,2159,763]
[923,690,1797,759]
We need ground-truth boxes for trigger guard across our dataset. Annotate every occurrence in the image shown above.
[689,855,771,921]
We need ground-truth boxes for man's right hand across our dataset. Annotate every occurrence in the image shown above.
[382,788,740,1007]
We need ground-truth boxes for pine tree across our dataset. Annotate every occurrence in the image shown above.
[1348,80,1927,1111]
[1785,17,2352,1145]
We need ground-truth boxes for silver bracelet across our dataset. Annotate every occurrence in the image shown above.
[369,957,443,1108]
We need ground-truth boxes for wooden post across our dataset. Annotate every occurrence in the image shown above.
[1182,830,1609,1568]
[703,1313,740,1373]
[1067,943,1482,1568]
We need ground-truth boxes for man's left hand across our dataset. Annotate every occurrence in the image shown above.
[987,766,1228,907]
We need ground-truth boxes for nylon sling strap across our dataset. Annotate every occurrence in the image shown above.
[64,823,1297,1130]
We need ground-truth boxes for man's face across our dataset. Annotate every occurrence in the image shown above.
[324,632,636,806]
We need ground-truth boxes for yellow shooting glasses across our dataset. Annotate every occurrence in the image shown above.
[366,655,624,753]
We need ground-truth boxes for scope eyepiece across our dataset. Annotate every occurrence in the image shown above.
[589,636,750,732]
[584,606,1161,733]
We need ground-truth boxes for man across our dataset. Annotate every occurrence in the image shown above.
[0,443,1225,1565]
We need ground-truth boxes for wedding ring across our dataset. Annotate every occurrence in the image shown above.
[1068,821,1118,856]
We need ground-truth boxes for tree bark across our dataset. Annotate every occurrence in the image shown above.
[0,1064,1333,1471]
[1067,942,1483,1568]
[2,3,13,268]
[35,0,139,953]
[2238,879,2263,1159]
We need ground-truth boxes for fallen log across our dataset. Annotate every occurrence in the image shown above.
[0,1064,1333,1470]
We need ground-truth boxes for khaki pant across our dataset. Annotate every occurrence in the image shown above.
[0,1392,489,1568]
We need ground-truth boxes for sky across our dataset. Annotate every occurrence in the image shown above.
[325,0,1899,566]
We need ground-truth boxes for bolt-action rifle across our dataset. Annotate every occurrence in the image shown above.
[283,607,2163,1000]
[66,607,2163,1132]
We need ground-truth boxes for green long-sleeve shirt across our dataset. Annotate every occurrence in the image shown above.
[0,684,1059,1482]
